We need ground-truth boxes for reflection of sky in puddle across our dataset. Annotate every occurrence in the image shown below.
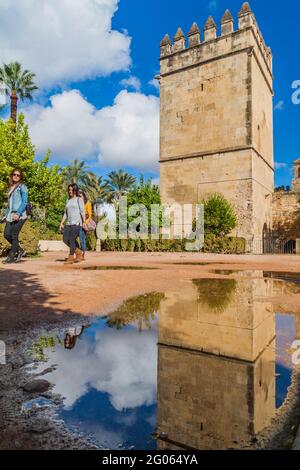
[276,315,295,408]
[35,319,158,450]
[30,277,300,450]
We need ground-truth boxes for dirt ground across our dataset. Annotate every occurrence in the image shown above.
[1,251,300,450]
[1,251,300,333]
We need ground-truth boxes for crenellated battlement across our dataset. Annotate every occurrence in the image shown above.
[160,2,272,77]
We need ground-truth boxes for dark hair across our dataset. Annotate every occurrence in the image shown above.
[79,189,87,204]
[64,334,77,350]
[68,183,79,198]
[9,168,24,186]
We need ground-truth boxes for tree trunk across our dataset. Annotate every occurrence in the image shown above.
[10,91,18,123]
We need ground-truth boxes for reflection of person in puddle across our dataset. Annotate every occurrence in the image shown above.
[64,326,86,350]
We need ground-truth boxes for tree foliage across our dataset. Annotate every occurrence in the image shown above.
[0,61,38,121]
[105,170,136,203]
[202,193,237,237]
[62,159,110,203]
[0,114,62,211]
[126,176,160,208]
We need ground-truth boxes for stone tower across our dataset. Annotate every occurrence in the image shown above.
[292,159,300,192]
[159,3,274,248]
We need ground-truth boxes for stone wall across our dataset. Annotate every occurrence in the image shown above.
[272,192,300,240]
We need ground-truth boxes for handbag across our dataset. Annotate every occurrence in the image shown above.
[85,218,97,232]
[77,198,96,232]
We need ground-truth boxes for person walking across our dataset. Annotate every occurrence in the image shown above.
[2,169,28,264]
[60,184,86,265]
[78,190,92,260]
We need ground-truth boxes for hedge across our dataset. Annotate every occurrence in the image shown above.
[101,236,246,254]
[0,220,41,256]
[0,223,246,257]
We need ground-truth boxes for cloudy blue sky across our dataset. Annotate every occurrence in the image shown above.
[0,0,299,187]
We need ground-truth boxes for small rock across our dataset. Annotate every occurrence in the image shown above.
[22,379,50,394]
[37,366,56,376]
[29,419,54,434]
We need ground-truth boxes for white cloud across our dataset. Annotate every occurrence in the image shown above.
[148,79,160,92]
[38,324,158,411]
[120,76,141,92]
[96,90,159,171]
[0,0,131,88]
[274,100,284,111]
[26,90,100,159]
[274,162,288,170]
[26,89,160,172]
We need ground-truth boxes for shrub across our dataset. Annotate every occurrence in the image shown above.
[0,220,41,256]
[100,235,245,254]
[203,234,245,254]
[202,193,237,237]
[86,231,97,251]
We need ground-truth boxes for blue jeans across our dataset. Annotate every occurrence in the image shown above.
[79,227,87,253]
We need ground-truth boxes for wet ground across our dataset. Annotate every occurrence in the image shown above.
[1,252,300,450]
[23,277,300,450]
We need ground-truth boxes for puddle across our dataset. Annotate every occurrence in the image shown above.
[264,272,300,284]
[83,266,158,271]
[172,262,244,266]
[22,398,54,413]
[29,280,300,450]
[209,269,300,284]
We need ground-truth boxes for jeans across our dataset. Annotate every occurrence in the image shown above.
[63,225,80,256]
[4,219,26,258]
[79,227,87,253]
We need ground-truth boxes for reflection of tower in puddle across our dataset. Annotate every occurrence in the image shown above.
[157,279,276,450]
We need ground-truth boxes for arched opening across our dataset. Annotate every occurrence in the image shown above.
[298,167,300,179]
[262,223,270,254]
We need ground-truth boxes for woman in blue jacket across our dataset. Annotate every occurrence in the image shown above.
[2,169,28,264]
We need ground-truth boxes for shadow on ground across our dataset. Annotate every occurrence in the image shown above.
[0,267,84,335]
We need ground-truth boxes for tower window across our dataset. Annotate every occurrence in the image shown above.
[298,167,300,179]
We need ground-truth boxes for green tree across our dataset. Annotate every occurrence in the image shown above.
[202,193,237,237]
[127,176,160,207]
[107,292,164,333]
[126,176,161,234]
[0,62,38,123]
[105,170,136,203]
[0,114,62,212]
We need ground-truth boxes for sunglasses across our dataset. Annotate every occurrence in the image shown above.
[13,173,21,178]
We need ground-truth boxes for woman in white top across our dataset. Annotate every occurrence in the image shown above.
[60,184,86,264]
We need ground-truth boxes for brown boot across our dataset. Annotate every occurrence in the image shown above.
[75,248,84,262]
[65,255,75,265]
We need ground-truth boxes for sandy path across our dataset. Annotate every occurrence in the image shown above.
[1,251,300,333]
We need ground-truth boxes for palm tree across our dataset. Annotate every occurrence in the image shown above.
[105,170,136,203]
[0,62,38,123]
[96,176,111,203]
[62,160,109,202]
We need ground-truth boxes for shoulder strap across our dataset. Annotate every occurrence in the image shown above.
[8,183,20,198]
